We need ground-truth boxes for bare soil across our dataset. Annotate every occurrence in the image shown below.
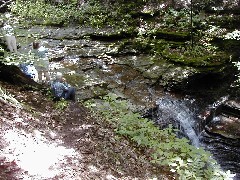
[0,82,171,180]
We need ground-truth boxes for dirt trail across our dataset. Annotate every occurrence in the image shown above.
[0,82,169,180]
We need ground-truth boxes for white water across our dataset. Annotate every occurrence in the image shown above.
[156,96,200,147]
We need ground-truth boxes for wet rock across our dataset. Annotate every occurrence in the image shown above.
[206,115,240,139]
[16,25,238,113]
[205,100,240,139]
[151,30,191,42]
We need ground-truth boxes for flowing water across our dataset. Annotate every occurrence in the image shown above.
[154,95,240,179]
[16,29,240,179]
[49,52,240,179]
[155,96,200,147]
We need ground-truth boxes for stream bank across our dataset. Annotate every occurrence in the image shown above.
[12,24,240,178]
[2,2,240,176]
[0,81,169,179]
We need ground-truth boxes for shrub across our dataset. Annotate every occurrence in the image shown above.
[85,93,235,179]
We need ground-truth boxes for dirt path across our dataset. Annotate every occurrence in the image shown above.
[0,82,169,180]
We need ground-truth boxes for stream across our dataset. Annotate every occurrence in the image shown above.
[154,95,240,180]
[16,26,240,179]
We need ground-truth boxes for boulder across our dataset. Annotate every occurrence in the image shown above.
[205,100,240,139]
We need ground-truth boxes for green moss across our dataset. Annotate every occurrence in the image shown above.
[150,30,191,41]
[163,50,229,67]
[64,74,85,88]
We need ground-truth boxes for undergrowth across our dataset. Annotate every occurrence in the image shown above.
[10,0,133,28]
[54,99,69,110]
[0,85,22,108]
[84,93,235,179]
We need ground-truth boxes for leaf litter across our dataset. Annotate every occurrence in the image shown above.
[0,81,170,180]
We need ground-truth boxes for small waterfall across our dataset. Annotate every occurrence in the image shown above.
[156,96,200,147]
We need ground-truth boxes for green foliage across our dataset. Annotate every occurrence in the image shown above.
[221,29,240,87]
[85,93,235,179]
[224,30,240,40]
[1,53,34,66]
[11,0,78,26]
[54,99,68,110]
[10,0,135,28]
[161,8,191,31]
[0,85,22,108]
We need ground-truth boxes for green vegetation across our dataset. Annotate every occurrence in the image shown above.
[85,93,234,179]
[1,0,240,178]
[1,53,34,66]
[54,99,69,110]
[11,0,80,26]
[161,45,228,67]
[0,85,22,108]
[10,0,230,69]
[11,0,135,28]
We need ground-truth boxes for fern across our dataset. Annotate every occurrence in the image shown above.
[84,93,235,179]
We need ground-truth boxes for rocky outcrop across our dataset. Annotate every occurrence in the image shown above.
[205,100,240,139]
[17,25,236,92]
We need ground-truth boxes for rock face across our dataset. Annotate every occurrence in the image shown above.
[7,1,240,177]
[205,100,240,139]
[17,26,236,92]
[202,100,240,178]
[0,62,39,87]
